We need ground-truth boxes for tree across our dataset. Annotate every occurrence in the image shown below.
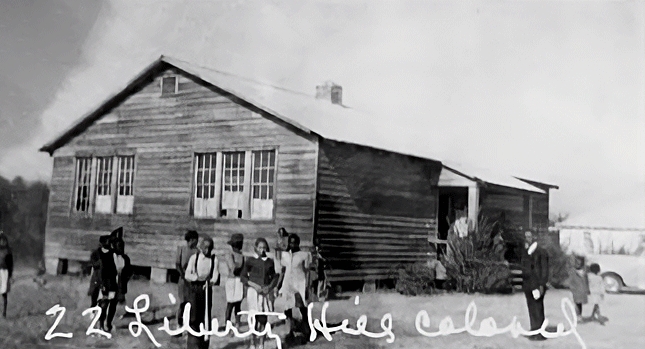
[549,212,569,227]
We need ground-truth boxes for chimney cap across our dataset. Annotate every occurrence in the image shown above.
[316,81,343,105]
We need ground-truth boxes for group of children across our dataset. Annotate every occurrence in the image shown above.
[174,228,316,349]
[568,255,608,325]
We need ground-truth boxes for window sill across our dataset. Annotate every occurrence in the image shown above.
[192,216,276,223]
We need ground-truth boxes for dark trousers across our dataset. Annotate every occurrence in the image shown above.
[99,296,118,330]
[90,289,100,308]
[177,279,189,326]
[186,282,212,349]
[225,301,242,324]
[575,303,583,316]
[524,290,546,332]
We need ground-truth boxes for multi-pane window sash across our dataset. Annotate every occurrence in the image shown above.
[251,150,275,219]
[116,156,135,214]
[221,152,246,217]
[194,153,219,218]
[95,157,114,213]
[192,149,276,220]
[74,158,92,212]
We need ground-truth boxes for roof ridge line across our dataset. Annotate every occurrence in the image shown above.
[161,55,313,98]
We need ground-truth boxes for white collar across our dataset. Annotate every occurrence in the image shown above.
[527,242,538,255]
[254,253,269,261]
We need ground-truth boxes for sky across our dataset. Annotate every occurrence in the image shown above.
[0,0,643,228]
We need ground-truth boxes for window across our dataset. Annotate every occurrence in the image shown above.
[116,156,135,214]
[194,153,220,218]
[251,150,275,219]
[192,149,276,220]
[74,158,93,212]
[222,152,246,218]
[161,76,178,96]
[95,157,114,213]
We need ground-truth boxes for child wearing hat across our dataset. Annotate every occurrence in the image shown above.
[224,233,246,327]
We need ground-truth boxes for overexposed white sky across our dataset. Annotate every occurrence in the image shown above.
[1,0,643,227]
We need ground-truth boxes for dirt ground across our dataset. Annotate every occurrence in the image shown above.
[1,268,643,349]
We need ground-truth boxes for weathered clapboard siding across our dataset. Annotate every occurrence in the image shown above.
[315,139,441,281]
[479,185,549,231]
[46,65,318,269]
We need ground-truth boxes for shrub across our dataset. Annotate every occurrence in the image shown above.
[537,233,571,288]
[392,262,436,296]
[443,216,511,294]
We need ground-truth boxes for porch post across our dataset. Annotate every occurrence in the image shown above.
[468,184,480,231]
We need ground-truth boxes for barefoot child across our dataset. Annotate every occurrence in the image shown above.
[587,263,608,325]
[241,238,279,349]
[0,232,13,318]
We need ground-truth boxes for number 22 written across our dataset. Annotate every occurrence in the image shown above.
[45,304,114,340]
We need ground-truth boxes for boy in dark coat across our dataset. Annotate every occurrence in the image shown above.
[521,230,549,341]
[88,235,111,307]
[97,233,118,332]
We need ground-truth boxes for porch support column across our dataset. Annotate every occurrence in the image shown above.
[468,183,480,231]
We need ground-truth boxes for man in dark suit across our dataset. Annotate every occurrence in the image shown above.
[521,230,549,341]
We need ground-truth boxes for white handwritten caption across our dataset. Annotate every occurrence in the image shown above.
[44,294,585,349]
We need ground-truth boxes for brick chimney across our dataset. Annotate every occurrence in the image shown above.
[315,81,342,105]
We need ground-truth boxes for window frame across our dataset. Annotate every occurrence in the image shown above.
[191,147,278,221]
[250,149,277,220]
[94,156,115,214]
[115,155,136,215]
[71,157,94,215]
[70,153,136,216]
[160,75,179,96]
[193,152,222,219]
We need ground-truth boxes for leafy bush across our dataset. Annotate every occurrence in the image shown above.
[537,233,571,288]
[443,216,511,294]
[392,262,436,296]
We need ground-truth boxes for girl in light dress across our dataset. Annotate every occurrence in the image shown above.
[241,238,279,349]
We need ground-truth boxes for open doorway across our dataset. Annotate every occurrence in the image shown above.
[437,187,468,256]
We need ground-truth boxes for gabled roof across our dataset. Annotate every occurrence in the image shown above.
[40,55,556,194]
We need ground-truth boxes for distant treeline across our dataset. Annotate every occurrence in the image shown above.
[0,175,49,267]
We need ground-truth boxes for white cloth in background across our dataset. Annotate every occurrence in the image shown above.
[454,217,469,238]
[222,191,245,210]
[0,269,8,294]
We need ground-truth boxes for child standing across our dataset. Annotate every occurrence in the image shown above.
[277,233,312,344]
[587,263,608,325]
[0,232,13,318]
[224,233,245,327]
[241,238,278,349]
[567,254,589,321]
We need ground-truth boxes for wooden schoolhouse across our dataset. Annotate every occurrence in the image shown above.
[40,55,556,283]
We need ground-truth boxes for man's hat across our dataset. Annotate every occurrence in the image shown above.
[228,233,244,246]
[110,227,123,239]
